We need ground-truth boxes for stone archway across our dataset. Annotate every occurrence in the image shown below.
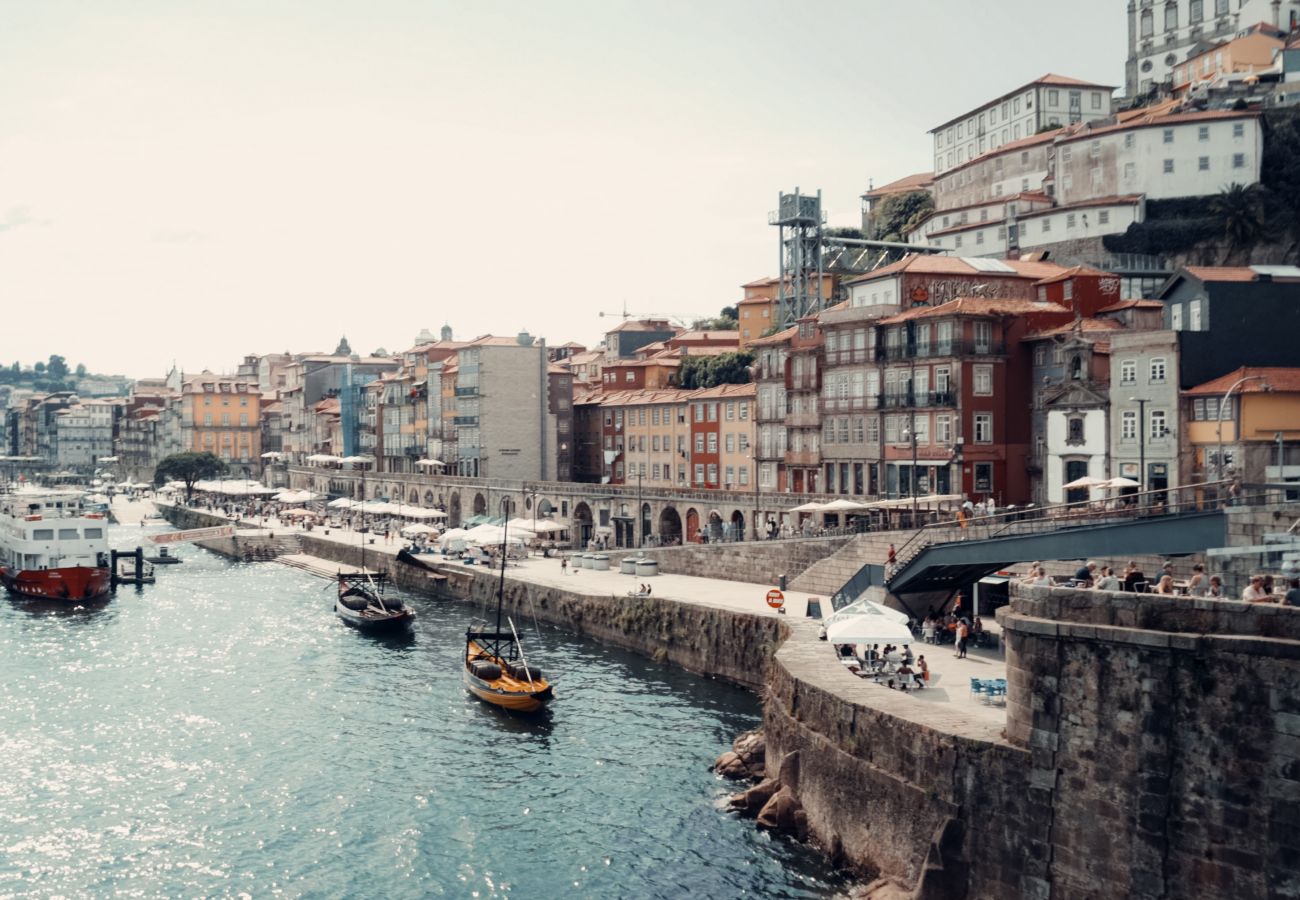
[423,489,435,505]
[538,499,554,516]
[640,503,652,546]
[685,508,700,543]
[573,502,593,548]
[472,492,487,517]
[658,506,682,545]
[409,489,419,504]
[372,482,382,499]
[450,492,462,527]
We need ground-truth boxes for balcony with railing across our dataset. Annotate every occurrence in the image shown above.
[784,449,820,467]
[786,409,821,428]
[787,371,820,391]
[819,395,881,414]
[880,390,959,410]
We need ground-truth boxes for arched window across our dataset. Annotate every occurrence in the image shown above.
[1071,356,1084,380]
[1067,417,1085,444]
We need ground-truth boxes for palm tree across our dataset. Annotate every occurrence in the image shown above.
[1210,183,1266,265]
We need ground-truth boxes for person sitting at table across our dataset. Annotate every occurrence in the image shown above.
[1154,574,1176,595]
[1242,575,1270,603]
[917,655,929,684]
[1033,567,1053,587]
[902,644,914,664]
[838,643,855,659]
[864,644,880,666]
[1095,566,1121,591]
[1122,561,1146,593]
[896,662,917,688]
[1207,575,1225,598]
[1187,564,1207,597]
[1074,561,1097,586]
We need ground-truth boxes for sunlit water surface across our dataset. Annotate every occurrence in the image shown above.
[0,525,846,898]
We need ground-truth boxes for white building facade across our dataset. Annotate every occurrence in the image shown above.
[931,75,1114,176]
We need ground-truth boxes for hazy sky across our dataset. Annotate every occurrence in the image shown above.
[0,1,1124,379]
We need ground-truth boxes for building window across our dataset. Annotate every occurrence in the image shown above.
[1122,410,1137,441]
[1141,8,1153,35]
[974,413,993,443]
[1233,153,1246,169]
[1163,159,1174,174]
[1042,218,1052,233]
[1066,213,1076,229]
[1163,129,1174,144]
[1189,299,1202,330]
[1233,122,1244,138]
[1092,92,1102,109]
[1099,210,1110,225]
[1164,3,1177,30]
[694,464,704,484]
[1190,0,1203,21]
[884,416,899,443]
[707,433,718,453]
[1067,417,1085,443]
[694,433,704,453]
[1150,357,1167,383]
[973,365,993,395]
[936,414,952,444]
[1150,409,1168,440]
[1120,359,1136,384]
[1198,156,1209,171]
[1171,304,1183,330]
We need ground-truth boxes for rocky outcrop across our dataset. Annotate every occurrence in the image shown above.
[713,728,766,780]
[728,750,809,843]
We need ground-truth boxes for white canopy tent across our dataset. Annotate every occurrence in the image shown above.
[400,523,440,537]
[823,598,910,630]
[825,611,915,646]
[1062,475,1107,491]
[274,489,319,504]
[397,507,448,520]
[306,454,342,464]
[194,479,279,496]
[820,498,872,513]
[788,501,826,514]
[414,458,445,468]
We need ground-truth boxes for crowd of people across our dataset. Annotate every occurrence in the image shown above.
[1025,558,1299,605]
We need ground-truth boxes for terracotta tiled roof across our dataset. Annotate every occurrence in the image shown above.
[1185,366,1300,395]
[882,297,1070,323]
[1182,266,1261,282]
[599,388,695,407]
[930,74,1114,132]
[863,171,935,200]
[1023,317,1125,339]
[1034,264,1114,285]
[1054,107,1259,145]
[1036,73,1116,88]
[607,319,677,333]
[738,295,777,306]
[747,325,798,346]
[741,276,779,288]
[849,255,1071,285]
[688,383,756,400]
[1097,298,1164,312]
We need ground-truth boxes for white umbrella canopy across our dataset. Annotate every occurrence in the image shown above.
[826,613,915,646]
[820,498,870,513]
[824,599,910,630]
[1102,476,1142,489]
[437,527,469,546]
[1062,475,1107,490]
[788,501,826,514]
[328,497,356,509]
[401,523,440,536]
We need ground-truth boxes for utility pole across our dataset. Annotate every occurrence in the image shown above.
[1130,397,1147,504]
[1216,375,1269,483]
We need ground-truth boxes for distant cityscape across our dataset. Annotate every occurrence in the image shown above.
[5,1,1300,515]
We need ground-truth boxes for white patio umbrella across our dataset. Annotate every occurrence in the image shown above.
[820,498,871,513]
[788,501,826,514]
[826,612,916,646]
[1102,476,1141,489]
[401,523,439,537]
[824,598,910,630]
[327,497,356,509]
[1062,475,1107,491]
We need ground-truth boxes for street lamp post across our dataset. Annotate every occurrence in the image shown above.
[1130,397,1147,504]
[902,416,918,526]
[1216,375,1270,483]
[752,452,762,541]
[636,470,643,548]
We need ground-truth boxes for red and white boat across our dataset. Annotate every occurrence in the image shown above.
[0,487,112,602]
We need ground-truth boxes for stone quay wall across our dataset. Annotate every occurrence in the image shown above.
[599,536,853,589]
[1001,586,1300,900]
[162,504,1300,897]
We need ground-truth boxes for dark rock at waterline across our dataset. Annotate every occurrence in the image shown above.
[728,776,778,814]
[713,727,766,780]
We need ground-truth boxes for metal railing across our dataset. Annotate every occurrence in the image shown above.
[885,480,1256,584]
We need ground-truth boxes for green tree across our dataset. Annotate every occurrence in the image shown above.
[75,363,87,378]
[871,190,935,243]
[679,351,754,390]
[1261,109,1300,260]
[46,355,68,379]
[691,305,739,331]
[154,451,228,502]
[1210,183,1267,264]
[33,361,45,375]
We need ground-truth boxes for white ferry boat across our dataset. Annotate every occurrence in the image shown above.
[0,487,112,602]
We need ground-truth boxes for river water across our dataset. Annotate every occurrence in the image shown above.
[0,526,846,898]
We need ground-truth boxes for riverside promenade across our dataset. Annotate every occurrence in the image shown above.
[152,500,1010,737]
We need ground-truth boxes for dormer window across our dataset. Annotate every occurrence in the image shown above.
[1071,356,1084,380]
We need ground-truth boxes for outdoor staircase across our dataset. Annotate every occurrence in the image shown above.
[233,533,303,562]
[788,530,916,596]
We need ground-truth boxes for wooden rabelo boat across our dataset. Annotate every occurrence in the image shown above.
[334,469,414,633]
[335,571,414,632]
[463,515,553,713]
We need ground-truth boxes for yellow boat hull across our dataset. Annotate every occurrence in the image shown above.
[464,640,554,713]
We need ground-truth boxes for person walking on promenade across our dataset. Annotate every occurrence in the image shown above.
[886,543,897,577]
[955,620,969,659]
[560,556,568,576]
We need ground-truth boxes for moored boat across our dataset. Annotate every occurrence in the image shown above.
[335,572,414,632]
[0,487,112,602]
[462,511,554,713]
